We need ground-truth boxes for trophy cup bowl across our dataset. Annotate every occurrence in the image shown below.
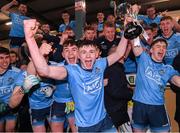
[124,22,142,40]
[116,2,143,40]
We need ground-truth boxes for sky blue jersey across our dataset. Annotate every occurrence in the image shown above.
[0,66,25,104]
[133,52,179,105]
[53,61,73,103]
[9,12,29,37]
[65,58,107,127]
[138,15,162,25]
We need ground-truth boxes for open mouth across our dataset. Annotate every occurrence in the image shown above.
[68,57,76,64]
[84,60,93,69]
[157,52,164,58]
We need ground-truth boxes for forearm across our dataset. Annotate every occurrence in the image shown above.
[171,75,180,87]
[25,37,49,77]
[27,61,37,75]
[107,36,128,66]
[1,1,14,15]
[9,87,24,108]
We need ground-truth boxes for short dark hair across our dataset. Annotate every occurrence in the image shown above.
[151,38,168,48]
[160,16,173,22]
[63,39,77,48]
[10,50,18,57]
[144,26,153,31]
[0,47,10,55]
[84,25,94,31]
[103,21,115,29]
[77,40,98,49]
[147,5,155,10]
[62,10,69,15]
[149,23,158,28]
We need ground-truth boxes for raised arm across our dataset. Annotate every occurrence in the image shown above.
[24,19,67,80]
[1,0,18,15]
[107,16,134,66]
[107,36,128,66]
[131,40,144,57]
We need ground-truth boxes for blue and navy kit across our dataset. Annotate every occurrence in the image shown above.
[138,15,162,25]
[9,12,29,37]
[133,52,179,105]
[65,58,108,127]
[58,20,76,33]
[53,61,73,103]
[0,66,25,104]
[28,62,55,110]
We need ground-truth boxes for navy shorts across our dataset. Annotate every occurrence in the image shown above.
[78,115,116,132]
[9,37,25,48]
[50,101,74,123]
[132,101,170,132]
[0,111,17,122]
[30,106,51,126]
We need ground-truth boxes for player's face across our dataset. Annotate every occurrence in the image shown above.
[18,4,27,15]
[146,7,155,17]
[146,29,154,45]
[62,13,70,21]
[41,24,50,34]
[97,13,104,22]
[62,45,78,64]
[150,42,167,62]
[103,26,115,42]
[64,30,75,37]
[107,15,115,24]
[10,53,18,64]
[78,45,98,70]
[0,54,10,73]
[84,30,95,40]
[160,19,174,37]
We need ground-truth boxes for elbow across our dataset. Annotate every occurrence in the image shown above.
[37,68,49,77]
[38,71,48,77]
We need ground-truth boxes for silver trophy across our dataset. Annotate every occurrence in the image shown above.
[110,1,149,46]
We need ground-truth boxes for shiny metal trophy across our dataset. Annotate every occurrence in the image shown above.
[110,1,149,46]
[118,3,142,40]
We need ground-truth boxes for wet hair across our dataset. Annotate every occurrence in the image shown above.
[0,47,10,55]
[151,38,168,48]
[160,16,173,22]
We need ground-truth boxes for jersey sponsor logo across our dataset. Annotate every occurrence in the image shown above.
[0,87,12,95]
[83,76,102,94]
[165,48,178,58]
[145,66,162,85]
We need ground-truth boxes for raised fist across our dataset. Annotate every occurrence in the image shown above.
[12,0,18,6]
[24,19,40,39]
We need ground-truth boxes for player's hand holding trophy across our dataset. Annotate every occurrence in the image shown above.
[110,1,149,46]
